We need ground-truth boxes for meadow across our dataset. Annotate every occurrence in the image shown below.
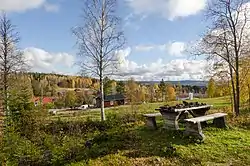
[1,97,250,166]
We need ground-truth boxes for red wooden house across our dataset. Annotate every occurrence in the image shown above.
[95,94,126,108]
[32,97,55,106]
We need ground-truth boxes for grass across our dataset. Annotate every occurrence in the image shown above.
[65,122,250,166]
[52,97,250,165]
[52,97,231,122]
[2,97,250,165]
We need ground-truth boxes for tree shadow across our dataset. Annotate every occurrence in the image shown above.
[122,124,202,159]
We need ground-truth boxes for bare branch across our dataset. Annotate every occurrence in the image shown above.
[73,0,125,121]
[192,0,250,115]
[0,12,28,113]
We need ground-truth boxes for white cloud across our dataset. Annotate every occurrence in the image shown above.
[43,2,59,12]
[22,46,207,80]
[167,42,186,56]
[123,13,144,31]
[126,0,207,20]
[23,47,75,74]
[134,45,156,51]
[134,42,186,56]
[0,0,59,12]
[114,47,208,81]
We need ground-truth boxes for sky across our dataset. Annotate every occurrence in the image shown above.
[2,0,210,81]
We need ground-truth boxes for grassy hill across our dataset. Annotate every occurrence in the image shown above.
[3,97,250,165]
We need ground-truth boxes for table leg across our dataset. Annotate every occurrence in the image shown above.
[184,121,205,141]
[145,117,157,129]
[213,117,226,128]
[161,112,181,130]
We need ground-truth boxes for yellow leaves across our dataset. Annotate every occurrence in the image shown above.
[125,78,138,103]
[82,77,92,88]
[207,78,216,98]
[111,81,117,88]
[239,58,250,104]
[165,85,176,101]
[93,82,100,91]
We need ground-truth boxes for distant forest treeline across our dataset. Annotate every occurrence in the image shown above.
[24,72,208,98]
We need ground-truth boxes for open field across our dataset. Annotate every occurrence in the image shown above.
[2,97,250,165]
[52,97,232,122]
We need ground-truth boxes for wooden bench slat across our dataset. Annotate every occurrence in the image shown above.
[143,113,161,117]
[184,113,227,123]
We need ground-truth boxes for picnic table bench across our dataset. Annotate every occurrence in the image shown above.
[157,105,212,130]
[184,113,227,140]
[144,102,227,141]
[143,113,161,129]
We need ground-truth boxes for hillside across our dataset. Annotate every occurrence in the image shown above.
[139,80,208,87]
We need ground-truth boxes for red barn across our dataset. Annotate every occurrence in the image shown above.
[32,97,55,106]
[95,94,126,108]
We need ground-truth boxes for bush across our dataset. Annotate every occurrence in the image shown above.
[10,107,49,140]
[2,131,42,165]
[54,99,65,109]
[44,118,110,136]
[46,103,55,109]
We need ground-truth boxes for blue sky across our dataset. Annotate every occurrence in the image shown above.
[2,0,209,81]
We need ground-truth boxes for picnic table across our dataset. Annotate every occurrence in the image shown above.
[156,105,212,130]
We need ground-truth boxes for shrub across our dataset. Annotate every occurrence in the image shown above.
[11,107,49,140]
[2,131,42,165]
[46,103,55,109]
[44,118,110,136]
[54,99,65,109]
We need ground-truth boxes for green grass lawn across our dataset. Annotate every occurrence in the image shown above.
[53,97,231,122]
[3,97,250,165]
[70,126,250,166]
[45,97,249,166]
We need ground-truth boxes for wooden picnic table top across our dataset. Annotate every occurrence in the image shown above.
[156,105,213,113]
[174,105,213,112]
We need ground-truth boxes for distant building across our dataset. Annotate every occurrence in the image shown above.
[32,97,55,106]
[95,94,126,108]
[189,93,194,100]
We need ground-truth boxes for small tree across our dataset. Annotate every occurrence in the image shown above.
[159,79,166,102]
[165,85,176,102]
[138,85,147,102]
[33,73,45,104]
[154,83,160,102]
[103,76,113,95]
[65,91,77,109]
[176,82,182,99]
[207,78,216,98]
[8,74,33,125]
[73,0,125,121]
[125,78,138,104]
[116,81,125,94]
[149,84,155,103]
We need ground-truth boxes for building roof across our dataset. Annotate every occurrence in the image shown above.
[32,97,54,104]
[97,94,125,101]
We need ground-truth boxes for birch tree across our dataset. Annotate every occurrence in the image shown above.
[195,0,250,116]
[73,0,125,121]
[0,13,27,116]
